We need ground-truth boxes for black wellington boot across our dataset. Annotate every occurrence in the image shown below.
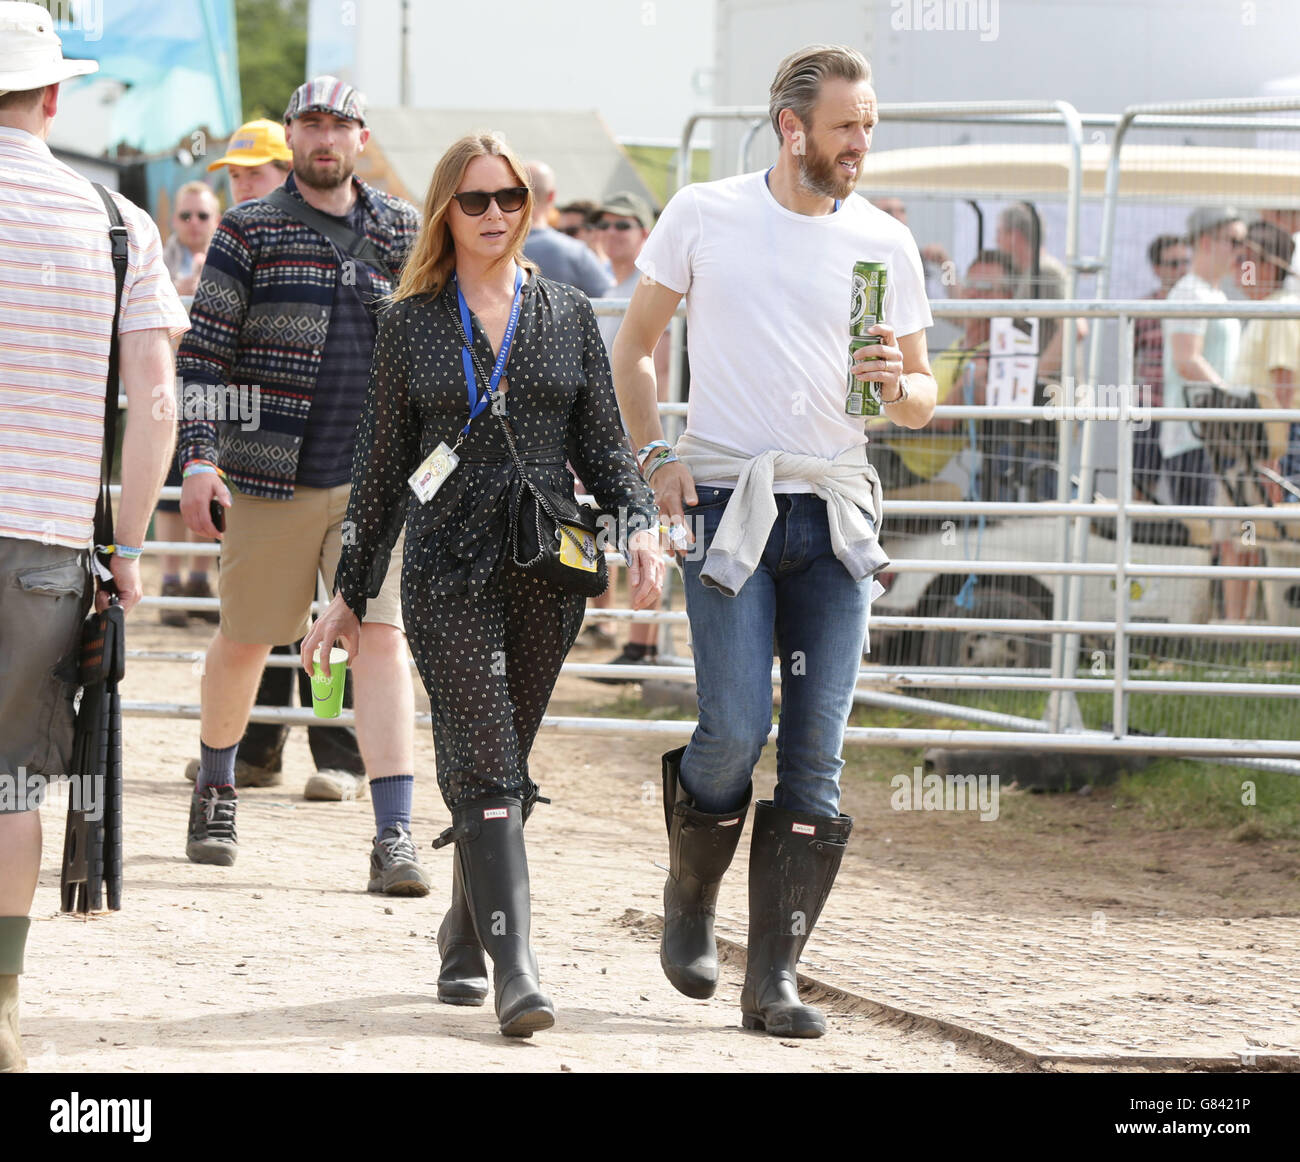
[740,800,852,1038]
[436,854,488,1006]
[436,789,545,1006]
[443,797,554,1037]
[660,746,752,999]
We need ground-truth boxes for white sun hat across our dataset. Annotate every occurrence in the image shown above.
[0,1,99,96]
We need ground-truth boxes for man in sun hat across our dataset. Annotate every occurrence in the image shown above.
[0,0,189,1071]
[207,118,293,205]
[175,75,426,892]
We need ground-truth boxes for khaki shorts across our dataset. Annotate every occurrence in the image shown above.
[219,484,404,645]
[0,538,92,801]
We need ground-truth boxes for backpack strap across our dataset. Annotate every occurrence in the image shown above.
[265,185,395,281]
[90,182,128,594]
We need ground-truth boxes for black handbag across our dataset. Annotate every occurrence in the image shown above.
[499,407,608,596]
[445,289,609,596]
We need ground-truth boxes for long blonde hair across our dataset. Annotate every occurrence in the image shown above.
[391,132,538,302]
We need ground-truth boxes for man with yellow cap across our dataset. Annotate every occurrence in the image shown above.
[207,118,293,205]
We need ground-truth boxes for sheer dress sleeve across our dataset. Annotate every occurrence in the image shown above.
[334,300,421,618]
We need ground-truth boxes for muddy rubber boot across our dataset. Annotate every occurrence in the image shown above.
[740,800,852,1039]
[436,789,545,1007]
[437,797,554,1037]
[0,917,30,1073]
[659,746,751,999]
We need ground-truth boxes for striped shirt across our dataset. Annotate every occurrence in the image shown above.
[0,126,190,549]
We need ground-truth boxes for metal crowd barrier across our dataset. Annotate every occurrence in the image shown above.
[121,297,1300,768]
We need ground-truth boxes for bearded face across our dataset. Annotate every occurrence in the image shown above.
[286,112,365,192]
[796,129,863,201]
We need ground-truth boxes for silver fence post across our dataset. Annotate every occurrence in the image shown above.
[1113,314,1134,739]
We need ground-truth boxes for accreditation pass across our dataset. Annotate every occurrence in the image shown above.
[408,442,459,503]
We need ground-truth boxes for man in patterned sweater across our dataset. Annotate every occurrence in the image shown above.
[176,77,427,895]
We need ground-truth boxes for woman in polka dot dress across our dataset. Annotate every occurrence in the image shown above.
[302,133,664,1037]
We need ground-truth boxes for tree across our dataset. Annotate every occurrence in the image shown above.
[236,0,308,122]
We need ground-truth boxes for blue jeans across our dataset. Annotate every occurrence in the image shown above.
[679,488,873,819]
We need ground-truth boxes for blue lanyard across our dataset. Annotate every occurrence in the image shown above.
[455,266,524,437]
[764,166,841,212]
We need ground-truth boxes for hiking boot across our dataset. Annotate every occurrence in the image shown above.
[183,757,282,788]
[185,574,220,624]
[304,770,368,801]
[159,578,188,628]
[186,785,238,866]
[368,824,430,897]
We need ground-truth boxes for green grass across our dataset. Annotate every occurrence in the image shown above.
[1109,760,1300,838]
[578,687,1300,837]
[588,691,697,722]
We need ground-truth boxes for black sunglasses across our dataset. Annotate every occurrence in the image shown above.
[451,187,528,216]
[596,220,638,231]
[559,225,582,237]
[178,211,211,222]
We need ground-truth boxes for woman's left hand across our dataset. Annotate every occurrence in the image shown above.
[626,528,665,610]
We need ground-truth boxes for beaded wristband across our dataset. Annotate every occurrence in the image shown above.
[114,543,143,560]
[645,451,679,483]
[642,454,673,482]
[636,439,670,468]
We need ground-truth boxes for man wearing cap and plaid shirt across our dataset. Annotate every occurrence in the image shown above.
[179,112,371,830]
[176,76,428,893]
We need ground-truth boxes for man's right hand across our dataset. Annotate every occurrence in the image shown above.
[180,469,231,539]
[652,460,698,558]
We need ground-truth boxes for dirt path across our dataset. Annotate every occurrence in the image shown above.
[20,572,1299,1073]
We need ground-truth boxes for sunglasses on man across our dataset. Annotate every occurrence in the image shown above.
[595,220,638,231]
[178,211,211,222]
[451,187,529,216]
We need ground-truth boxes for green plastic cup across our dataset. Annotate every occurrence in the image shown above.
[310,646,349,718]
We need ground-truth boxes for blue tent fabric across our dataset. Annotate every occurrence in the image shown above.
[56,0,241,152]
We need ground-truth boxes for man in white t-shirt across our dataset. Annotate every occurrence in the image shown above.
[1161,207,1246,613]
[613,43,936,1039]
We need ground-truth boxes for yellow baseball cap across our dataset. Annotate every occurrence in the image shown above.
[206,119,292,171]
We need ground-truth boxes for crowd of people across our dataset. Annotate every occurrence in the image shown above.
[868,200,1300,622]
[3,0,1296,1073]
[4,10,928,1063]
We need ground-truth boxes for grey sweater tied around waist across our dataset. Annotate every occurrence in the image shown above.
[674,433,892,598]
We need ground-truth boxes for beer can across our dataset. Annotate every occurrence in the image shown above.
[846,337,883,417]
[850,261,887,338]
[847,261,887,415]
